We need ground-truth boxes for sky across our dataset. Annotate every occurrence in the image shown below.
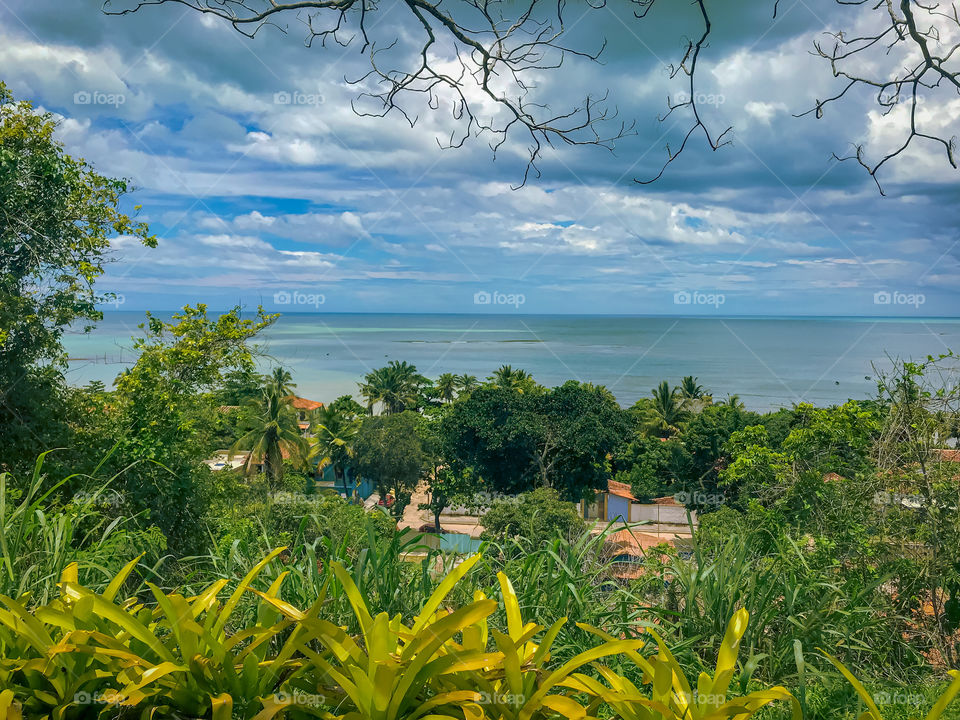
[2,0,959,317]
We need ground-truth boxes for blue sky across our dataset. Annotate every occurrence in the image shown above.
[2,0,959,316]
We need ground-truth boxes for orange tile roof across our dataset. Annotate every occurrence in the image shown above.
[607,529,680,553]
[289,396,323,411]
[607,479,637,500]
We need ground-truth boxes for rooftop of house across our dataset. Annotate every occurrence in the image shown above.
[606,479,637,500]
[289,396,324,411]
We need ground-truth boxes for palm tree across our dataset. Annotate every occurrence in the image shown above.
[680,375,706,400]
[359,361,428,414]
[310,405,360,495]
[435,373,458,403]
[643,381,689,438]
[722,394,745,410]
[359,366,388,414]
[488,365,534,392]
[267,366,296,397]
[455,374,479,394]
[231,386,308,488]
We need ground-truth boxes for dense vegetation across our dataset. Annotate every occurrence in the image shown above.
[2,84,960,720]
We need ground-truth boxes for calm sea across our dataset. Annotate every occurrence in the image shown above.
[62,313,960,412]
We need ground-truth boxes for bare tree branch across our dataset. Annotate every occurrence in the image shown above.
[799,0,959,194]
[103,0,633,187]
[632,0,733,185]
[102,0,960,192]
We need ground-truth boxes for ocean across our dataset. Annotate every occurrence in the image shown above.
[62,313,960,412]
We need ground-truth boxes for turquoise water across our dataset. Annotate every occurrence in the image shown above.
[63,313,960,412]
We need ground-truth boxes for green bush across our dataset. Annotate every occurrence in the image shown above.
[480,487,586,545]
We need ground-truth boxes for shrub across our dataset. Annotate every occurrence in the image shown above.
[480,487,586,545]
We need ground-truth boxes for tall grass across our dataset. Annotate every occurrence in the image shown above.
[0,451,163,604]
[631,528,924,686]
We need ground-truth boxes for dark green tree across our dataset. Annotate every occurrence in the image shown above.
[0,82,154,475]
[353,411,425,518]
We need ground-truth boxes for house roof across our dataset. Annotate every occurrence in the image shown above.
[289,396,323,411]
[651,495,683,506]
[606,528,681,554]
[607,479,637,500]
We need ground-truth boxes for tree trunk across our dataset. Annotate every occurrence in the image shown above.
[433,498,445,533]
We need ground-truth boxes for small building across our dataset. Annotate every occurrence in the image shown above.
[579,480,697,526]
[289,396,324,435]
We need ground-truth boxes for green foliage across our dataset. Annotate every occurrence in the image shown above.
[487,364,541,393]
[782,402,881,477]
[439,382,629,500]
[0,82,155,476]
[680,403,761,498]
[353,411,425,517]
[719,425,791,506]
[614,435,691,502]
[359,360,429,414]
[0,452,165,605]
[107,305,276,553]
[232,377,309,488]
[480,488,586,546]
[0,550,816,720]
[310,404,361,492]
[637,380,690,438]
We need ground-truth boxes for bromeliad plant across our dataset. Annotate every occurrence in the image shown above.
[6,546,943,720]
[572,609,801,720]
